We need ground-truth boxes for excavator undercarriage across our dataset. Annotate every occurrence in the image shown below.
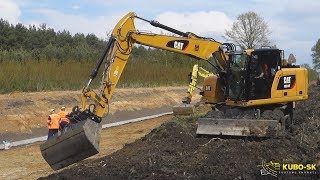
[197,103,294,137]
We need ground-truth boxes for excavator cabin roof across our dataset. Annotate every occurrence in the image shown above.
[241,48,281,56]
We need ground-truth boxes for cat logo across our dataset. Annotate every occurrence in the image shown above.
[174,41,184,50]
[284,76,291,84]
[277,75,296,90]
[283,76,291,88]
[166,40,189,50]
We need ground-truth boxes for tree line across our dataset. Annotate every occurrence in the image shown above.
[0,18,105,63]
[0,18,199,93]
[0,18,197,67]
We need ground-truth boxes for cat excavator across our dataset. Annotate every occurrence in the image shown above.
[172,64,214,115]
[40,12,308,170]
[184,64,215,103]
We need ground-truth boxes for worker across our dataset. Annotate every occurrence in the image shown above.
[262,63,269,78]
[58,107,70,133]
[47,109,60,140]
[250,55,265,98]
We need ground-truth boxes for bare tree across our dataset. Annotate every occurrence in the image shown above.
[225,11,271,49]
[311,39,320,70]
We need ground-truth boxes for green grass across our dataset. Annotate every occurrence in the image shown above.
[0,60,193,93]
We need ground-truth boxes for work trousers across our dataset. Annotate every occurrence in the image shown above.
[47,129,59,140]
[60,121,69,134]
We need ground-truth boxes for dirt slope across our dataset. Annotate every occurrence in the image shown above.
[44,86,320,179]
[0,87,198,134]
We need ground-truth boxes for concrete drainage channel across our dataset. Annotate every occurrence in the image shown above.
[0,112,173,150]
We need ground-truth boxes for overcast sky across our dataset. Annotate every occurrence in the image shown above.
[1,0,319,65]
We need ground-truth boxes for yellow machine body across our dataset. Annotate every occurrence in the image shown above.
[40,12,309,170]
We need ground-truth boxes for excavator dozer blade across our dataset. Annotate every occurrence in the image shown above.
[172,104,195,115]
[40,120,102,170]
[196,118,280,137]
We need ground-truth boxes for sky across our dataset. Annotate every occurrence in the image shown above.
[0,0,319,65]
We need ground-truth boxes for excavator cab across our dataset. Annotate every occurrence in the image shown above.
[226,52,249,101]
[197,48,308,137]
[226,49,282,101]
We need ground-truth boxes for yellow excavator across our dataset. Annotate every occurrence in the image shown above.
[183,64,215,104]
[173,64,214,115]
[40,12,308,170]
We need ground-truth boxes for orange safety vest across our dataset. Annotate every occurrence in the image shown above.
[58,111,70,123]
[48,114,60,129]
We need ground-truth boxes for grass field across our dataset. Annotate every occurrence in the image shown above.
[0,60,193,93]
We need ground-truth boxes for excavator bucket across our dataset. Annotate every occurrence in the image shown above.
[40,119,102,170]
[196,118,280,137]
[172,104,195,115]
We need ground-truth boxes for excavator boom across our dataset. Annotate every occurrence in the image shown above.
[40,12,229,170]
[40,12,309,170]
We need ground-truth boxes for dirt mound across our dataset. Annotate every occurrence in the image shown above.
[42,86,320,179]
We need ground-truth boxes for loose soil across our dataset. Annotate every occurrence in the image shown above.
[44,86,320,180]
[0,116,172,180]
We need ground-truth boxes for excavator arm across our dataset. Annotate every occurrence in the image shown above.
[40,12,231,170]
[82,12,228,118]
[182,64,214,104]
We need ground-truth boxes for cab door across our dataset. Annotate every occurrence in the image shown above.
[271,70,283,98]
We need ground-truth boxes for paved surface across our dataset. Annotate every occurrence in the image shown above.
[0,106,172,142]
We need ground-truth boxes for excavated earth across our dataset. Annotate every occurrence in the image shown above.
[43,86,320,179]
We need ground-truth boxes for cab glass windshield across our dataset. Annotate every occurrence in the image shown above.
[228,53,248,100]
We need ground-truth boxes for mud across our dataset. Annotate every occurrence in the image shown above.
[43,86,320,179]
